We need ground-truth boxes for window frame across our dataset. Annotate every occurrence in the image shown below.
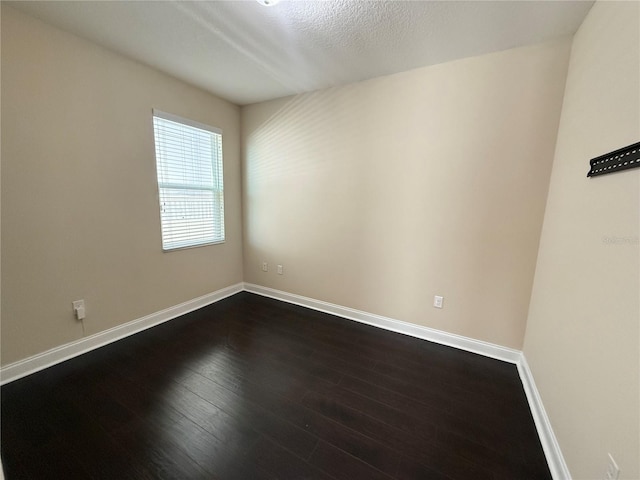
[152,109,225,252]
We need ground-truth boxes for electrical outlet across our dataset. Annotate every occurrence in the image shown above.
[434,295,444,309]
[277,264,283,275]
[605,454,619,480]
[262,262,268,272]
[72,300,86,320]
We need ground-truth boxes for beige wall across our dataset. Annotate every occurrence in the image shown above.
[3,3,638,475]
[242,40,571,349]
[1,6,243,365]
[523,2,640,479]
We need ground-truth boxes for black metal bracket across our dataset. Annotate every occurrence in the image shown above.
[587,141,640,177]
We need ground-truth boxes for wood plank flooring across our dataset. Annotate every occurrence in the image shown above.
[1,292,551,479]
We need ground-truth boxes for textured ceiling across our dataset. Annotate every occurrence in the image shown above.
[9,1,594,105]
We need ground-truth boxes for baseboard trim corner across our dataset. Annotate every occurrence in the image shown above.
[517,355,571,480]
[244,283,569,479]
[242,283,521,364]
[0,282,244,385]
[1,280,569,480]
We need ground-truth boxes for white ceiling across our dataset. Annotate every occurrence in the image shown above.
[9,0,594,105]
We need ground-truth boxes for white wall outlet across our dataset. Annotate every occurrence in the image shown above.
[605,453,620,480]
[72,300,86,320]
[433,295,444,309]
[262,262,268,272]
[277,264,283,275]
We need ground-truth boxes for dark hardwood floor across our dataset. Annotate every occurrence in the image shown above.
[1,292,551,479]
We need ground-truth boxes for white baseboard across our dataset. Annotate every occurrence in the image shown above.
[243,283,521,364]
[0,282,244,385]
[244,282,570,480]
[517,356,571,480]
[0,280,569,480]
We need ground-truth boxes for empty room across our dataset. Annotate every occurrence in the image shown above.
[1,1,638,479]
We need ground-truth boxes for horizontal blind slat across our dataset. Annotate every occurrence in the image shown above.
[153,113,225,250]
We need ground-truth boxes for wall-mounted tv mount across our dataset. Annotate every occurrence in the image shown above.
[587,141,640,178]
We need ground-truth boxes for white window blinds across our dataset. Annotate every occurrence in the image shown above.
[152,110,225,251]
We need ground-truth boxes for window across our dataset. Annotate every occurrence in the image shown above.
[152,110,225,251]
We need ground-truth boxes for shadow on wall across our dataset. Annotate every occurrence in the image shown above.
[244,86,372,295]
[241,45,565,348]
